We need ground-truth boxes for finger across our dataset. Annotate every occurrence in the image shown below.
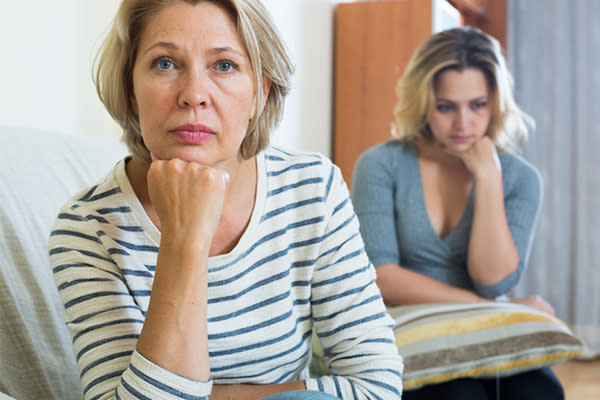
[221,170,230,186]
[492,148,502,173]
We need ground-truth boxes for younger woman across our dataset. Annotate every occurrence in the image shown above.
[352,27,563,399]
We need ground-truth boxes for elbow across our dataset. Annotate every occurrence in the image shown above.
[473,260,524,299]
[375,274,394,305]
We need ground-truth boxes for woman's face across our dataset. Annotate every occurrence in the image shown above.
[427,67,492,152]
[131,2,267,167]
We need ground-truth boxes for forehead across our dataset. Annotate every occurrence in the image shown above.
[138,2,243,52]
[434,68,490,100]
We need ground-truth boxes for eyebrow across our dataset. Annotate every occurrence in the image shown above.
[143,42,246,58]
[208,46,246,58]
[436,96,489,104]
[143,41,177,55]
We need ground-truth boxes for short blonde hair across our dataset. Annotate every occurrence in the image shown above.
[393,27,533,153]
[94,0,295,162]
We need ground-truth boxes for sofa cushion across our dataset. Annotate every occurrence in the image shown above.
[311,302,585,390]
[0,126,127,400]
[388,302,585,389]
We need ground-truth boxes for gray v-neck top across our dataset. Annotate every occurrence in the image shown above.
[351,140,542,298]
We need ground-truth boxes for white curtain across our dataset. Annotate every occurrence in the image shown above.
[508,0,600,358]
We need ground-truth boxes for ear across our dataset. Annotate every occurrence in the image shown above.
[252,77,272,116]
[130,94,139,117]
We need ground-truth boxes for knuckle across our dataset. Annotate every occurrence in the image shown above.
[198,167,220,187]
[168,158,184,170]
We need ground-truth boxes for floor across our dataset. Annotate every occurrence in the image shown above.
[552,358,600,399]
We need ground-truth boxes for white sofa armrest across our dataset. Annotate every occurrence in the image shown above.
[0,126,127,400]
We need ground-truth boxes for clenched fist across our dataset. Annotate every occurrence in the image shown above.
[147,156,230,249]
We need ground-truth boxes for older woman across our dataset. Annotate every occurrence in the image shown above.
[48,1,403,400]
[352,27,562,399]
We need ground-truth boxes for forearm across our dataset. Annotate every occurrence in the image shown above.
[468,172,519,286]
[210,381,305,400]
[136,156,229,382]
[376,263,484,305]
[136,234,210,382]
[51,226,213,399]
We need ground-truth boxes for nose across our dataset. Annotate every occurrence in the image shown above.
[455,108,470,131]
[178,69,210,109]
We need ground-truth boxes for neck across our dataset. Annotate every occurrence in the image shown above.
[415,138,462,167]
[222,156,257,212]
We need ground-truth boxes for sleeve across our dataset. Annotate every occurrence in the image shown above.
[351,146,401,268]
[49,201,212,400]
[473,157,543,298]
[304,164,404,399]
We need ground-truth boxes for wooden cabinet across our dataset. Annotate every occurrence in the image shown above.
[333,0,432,186]
[333,0,506,186]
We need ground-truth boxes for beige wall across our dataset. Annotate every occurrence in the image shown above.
[0,1,122,139]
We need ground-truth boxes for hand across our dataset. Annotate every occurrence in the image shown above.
[147,154,230,247]
[508,295,556,316]
[443,136,501,180]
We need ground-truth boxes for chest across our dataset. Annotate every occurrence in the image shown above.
[418,160,473,239]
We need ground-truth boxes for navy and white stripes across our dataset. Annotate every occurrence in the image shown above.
[49,147,403,400]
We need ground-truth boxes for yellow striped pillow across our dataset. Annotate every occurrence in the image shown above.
[309,302,586,391]
[388,302,586,390]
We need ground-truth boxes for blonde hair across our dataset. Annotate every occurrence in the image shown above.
[94,0,295,162]
[393,26,533,153]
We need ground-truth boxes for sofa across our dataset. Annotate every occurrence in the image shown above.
[0,126,585,399]
[0,126,127,399]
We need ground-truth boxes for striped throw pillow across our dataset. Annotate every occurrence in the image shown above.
[309,302,586,391]
[388,302,586,390]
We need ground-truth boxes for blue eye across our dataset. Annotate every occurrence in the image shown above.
[158,59,173,70]
[472,101,488,110]
[436,104,452,112]
[217,61,234,72]
[152,57,174,70]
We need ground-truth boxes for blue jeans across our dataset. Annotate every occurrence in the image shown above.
[402,367,564,400]
[260,390,340,400]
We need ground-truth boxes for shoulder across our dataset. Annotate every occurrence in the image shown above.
[353,140,415,185]
[49,160,127,256]
[265,145,332,166]
[265,146,339,182]
[498,152,543,207]
[56,159,126,219]
[499,152,542,188]
[356,139,415,167]
[262,147,348,216]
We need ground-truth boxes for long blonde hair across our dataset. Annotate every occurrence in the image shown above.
[393,26,533,153]
[94,0,295,162]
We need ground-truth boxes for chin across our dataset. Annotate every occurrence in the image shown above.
[155,149,209,164]
[448,143,473,153]
[179,154,215,165]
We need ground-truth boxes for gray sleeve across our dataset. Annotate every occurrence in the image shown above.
[351,145,400,268]
[473,156,543,298]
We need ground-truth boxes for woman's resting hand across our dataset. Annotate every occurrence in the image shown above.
[505,295,556,316]
[147,156,229,246]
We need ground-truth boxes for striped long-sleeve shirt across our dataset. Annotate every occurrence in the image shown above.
[49,147,403,400]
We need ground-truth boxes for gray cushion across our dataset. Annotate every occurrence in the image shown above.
[0,126,127,400]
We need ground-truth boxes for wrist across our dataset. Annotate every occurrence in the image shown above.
[160,228,212,255]
[473,164,502,182]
